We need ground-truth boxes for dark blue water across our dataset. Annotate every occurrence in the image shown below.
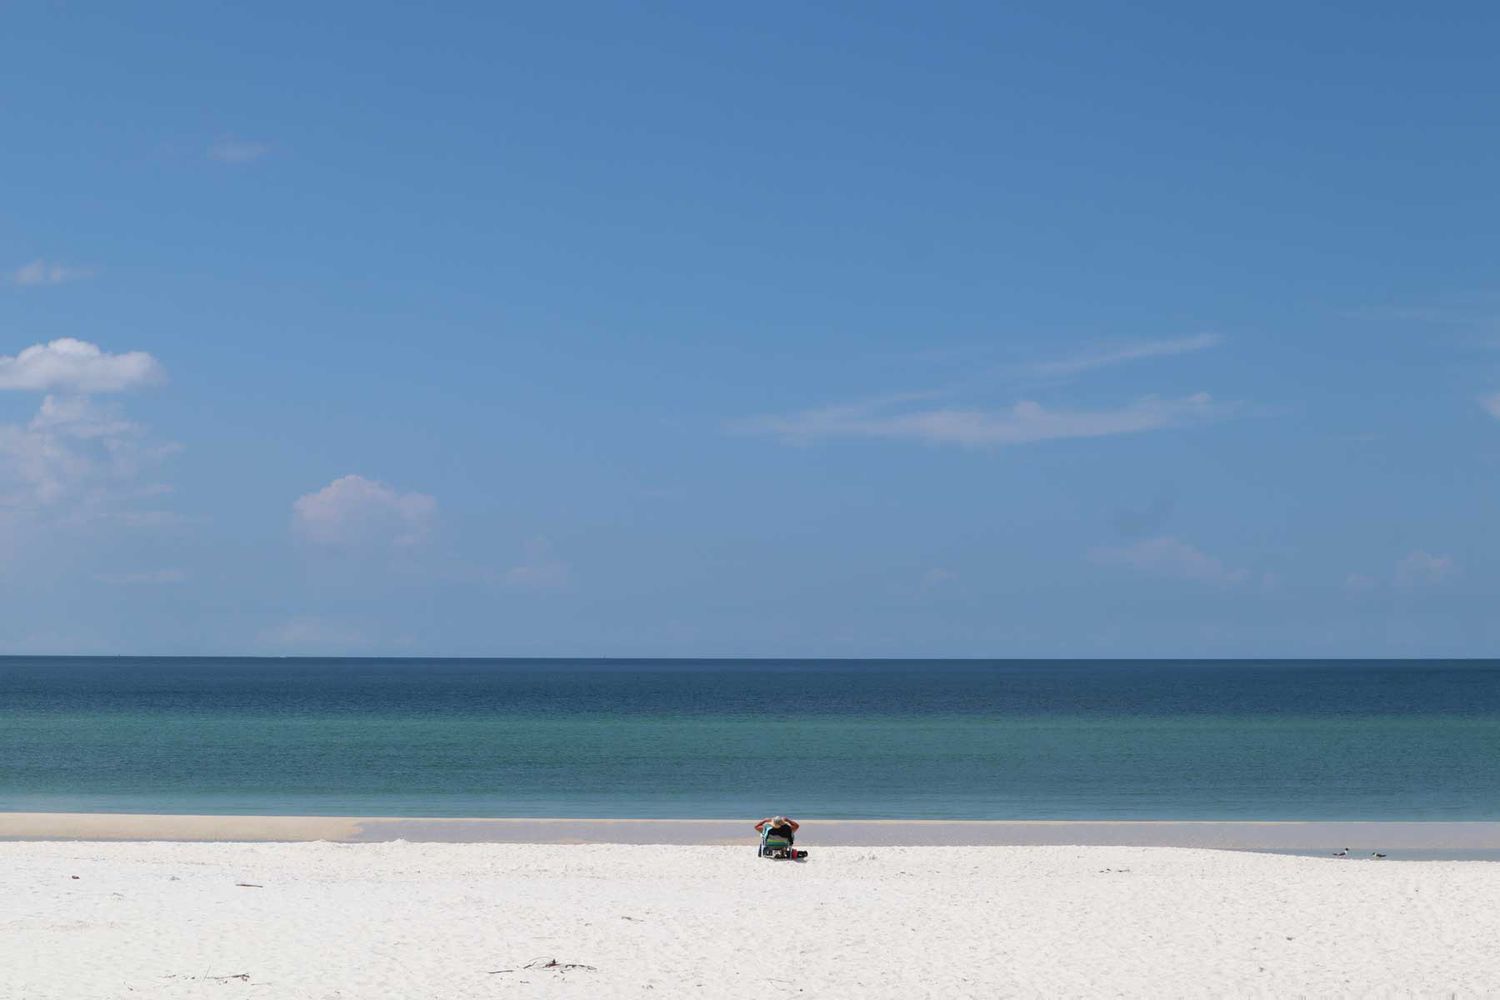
[2,658,1498,819]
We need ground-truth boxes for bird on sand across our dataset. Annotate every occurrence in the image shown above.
[1371,852,1386,858]
[1332,848,1349,857]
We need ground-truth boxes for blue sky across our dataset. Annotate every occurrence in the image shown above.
[3,2,1498,657]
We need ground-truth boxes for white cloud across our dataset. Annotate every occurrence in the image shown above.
[1480,394,1500,419]
[0,339,164,393]
[0,394,175,509]
[919,567,957,590]
[1394,550,1456,588]
[260,617,371,650]
[208,137,270,163]
[7,260,90,287]
[0,339,173,534]
[1025,334,1222,378]
[505,538,571,590]
[1346,551,1457,592]
[1090,536,1248,585]
[293,474,436,547]
[30,393,139,438]
[740,392,1221,448]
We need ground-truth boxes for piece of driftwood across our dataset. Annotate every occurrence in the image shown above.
[488,957,597,974]
[234,883,264,888]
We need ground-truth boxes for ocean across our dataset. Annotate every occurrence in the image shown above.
[2,658,1498,820]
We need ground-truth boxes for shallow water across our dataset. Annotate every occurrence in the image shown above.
[2,658,1497,819]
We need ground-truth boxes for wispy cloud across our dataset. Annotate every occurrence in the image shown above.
[1024,334,1222,378]
[1350,294,1500,332]
[1090,536,1248,585]
[293,474,436,547]
[7,259,91,287]
[919,567,957,590]
[93,568,189,585]
[207,137,270,164]
[1480,394,1500,419]
[1394,550,1456,588]
[260,616,373,651]
[739,392,1222,448]
[1347,550,1457,592]
[504,537,571,591]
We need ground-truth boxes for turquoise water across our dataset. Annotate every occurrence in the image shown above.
[3,658,1498,819]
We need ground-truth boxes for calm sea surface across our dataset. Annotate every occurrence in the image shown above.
[2,658,1498,819]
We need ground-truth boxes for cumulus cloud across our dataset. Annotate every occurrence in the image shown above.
[0,396,175,508]
[0,339,164,393]
[293,474,436,547]
[0,341,174,512]
[7,260,90,287]
[504,538,571,590]
[740,392,1222,448]
[208,137,270,163]
[30,394,139,438]
[1394,550,1456,588]
[1025,334,1223,378]
[1090,536,1248,585]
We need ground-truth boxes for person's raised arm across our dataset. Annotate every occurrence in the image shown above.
[786,819,800,831]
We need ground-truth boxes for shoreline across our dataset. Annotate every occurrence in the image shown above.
[6,812,1500,854]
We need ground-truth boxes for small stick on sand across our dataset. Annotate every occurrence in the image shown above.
[489,958,597,974]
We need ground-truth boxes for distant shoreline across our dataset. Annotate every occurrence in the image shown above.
[6,812,1500,855]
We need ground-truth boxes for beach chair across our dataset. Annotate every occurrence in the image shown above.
[758,826,806,860]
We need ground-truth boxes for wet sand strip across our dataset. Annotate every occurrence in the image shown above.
[4,812,1500,856]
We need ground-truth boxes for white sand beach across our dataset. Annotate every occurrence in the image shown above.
[4,839,1499,999]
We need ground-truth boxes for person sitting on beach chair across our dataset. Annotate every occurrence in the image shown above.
[754,815,801,858]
